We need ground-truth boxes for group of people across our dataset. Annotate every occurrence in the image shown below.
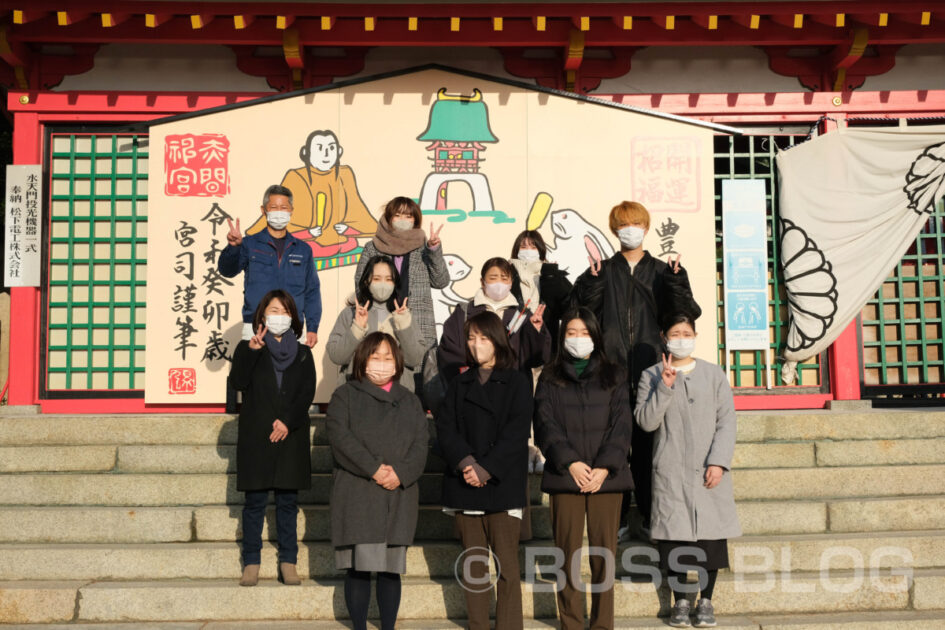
[222,185,741,629]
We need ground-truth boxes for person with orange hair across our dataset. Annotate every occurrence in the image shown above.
[569,200,701,543]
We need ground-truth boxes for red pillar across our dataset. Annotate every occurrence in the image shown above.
[828,319,862,400]
[7,112,42,406]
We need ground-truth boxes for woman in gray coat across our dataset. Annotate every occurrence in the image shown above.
[326,332,430,630]
[354,196,449,353]
[635,313,740,629]
[326,255,426,390]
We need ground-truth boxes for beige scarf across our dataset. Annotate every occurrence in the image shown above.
[371,215,426,255]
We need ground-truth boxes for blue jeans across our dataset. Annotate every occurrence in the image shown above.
[242,489,299,565]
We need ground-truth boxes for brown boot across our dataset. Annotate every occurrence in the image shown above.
[240,564,260,587]
[279,562,301,585]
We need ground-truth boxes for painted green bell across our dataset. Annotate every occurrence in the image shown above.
[417,88,498,142]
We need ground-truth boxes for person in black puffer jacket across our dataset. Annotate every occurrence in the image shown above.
[534,307,633,630]
[569,200,701,538]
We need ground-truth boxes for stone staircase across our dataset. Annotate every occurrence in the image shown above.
[0,407,944,628]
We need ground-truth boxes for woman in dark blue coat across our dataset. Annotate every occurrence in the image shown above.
[436,310,533,630]
[229,289,315,587]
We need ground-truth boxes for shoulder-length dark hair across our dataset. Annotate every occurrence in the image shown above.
[542,307,621,389]
[356,255,402,312]
[252,289,303,338]
[463,311,515,371]
[382,196,423,228]
[351,331,405,382]
[510,230,547,261]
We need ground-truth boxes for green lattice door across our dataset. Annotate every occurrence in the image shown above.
[43,132,148,396]
[713,130,825,390]
[861,199,945,401]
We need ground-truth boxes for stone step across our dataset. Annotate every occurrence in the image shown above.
[732,464,945,500]
[6,437,945,475]
[0,441,830,474]
[3,495,943,544]
[0,473,545,507]
[6,610,945,629]
[1,464,942,507]
[0,530,939,581]
[814,437,945,466]
[8,610,945,629]
[2,409,945,448]
[3,569,941,623]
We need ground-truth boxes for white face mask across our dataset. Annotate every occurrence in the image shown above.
[666,338,696,359]
[392,218,415,231]
[517,248,540,263]
[469,340,496,366]
[484,282,512,302]
[266,210,291,231]
[617,226,645,250]
[369,281,395,302]
[265,314,292,337]
[563,337,594,359]
[365,359,396,385]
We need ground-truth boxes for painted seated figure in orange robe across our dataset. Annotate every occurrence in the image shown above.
[247,130,377,258]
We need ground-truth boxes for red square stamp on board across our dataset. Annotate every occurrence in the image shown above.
[165,134,231,197]
[631,137,701,213]
[168,367,197,395]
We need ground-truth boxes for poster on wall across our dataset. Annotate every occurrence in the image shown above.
[722,178,771,386]
[4,164,42,287]
[145,67,728,403]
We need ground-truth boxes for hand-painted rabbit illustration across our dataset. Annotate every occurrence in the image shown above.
[431,253,473,339]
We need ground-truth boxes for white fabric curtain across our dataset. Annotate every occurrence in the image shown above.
[776,125,945,383]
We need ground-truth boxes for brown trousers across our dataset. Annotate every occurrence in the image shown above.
[550,492,622,630]
[454,512,524,630]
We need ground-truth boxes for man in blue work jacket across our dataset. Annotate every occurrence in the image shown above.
[219,184,322,347]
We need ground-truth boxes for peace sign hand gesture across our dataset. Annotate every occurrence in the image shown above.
[354,297,371,330]
[249,324,268,350]
[588,256,602,277]
[427,223,443,248]
[530,303,546,333]
[393,297,409,315]
[668,254,682,274]
[225,218,242,247]
[661,353,677,388]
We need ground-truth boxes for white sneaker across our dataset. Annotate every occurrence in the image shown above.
[617,525,632,542]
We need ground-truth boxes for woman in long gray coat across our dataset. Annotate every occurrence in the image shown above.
[326,332,430,630]
[354,196,449,353]
[635,312,740,629]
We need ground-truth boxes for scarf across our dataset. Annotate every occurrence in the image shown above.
[472,287,520,314]
[571,356,590,377]
[372,215,426,255]
[265,331,298,389]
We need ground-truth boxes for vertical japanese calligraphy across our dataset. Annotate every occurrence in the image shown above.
[168,200,236,394]
[4,165,42,287]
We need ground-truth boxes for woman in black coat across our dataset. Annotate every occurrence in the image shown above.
[534,307,633,630]
[509,229,573,352]
[229,289,316,587]
[436,311,533,630]
[327,332,429,630]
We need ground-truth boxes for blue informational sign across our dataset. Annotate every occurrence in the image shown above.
[722,180,771,376]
